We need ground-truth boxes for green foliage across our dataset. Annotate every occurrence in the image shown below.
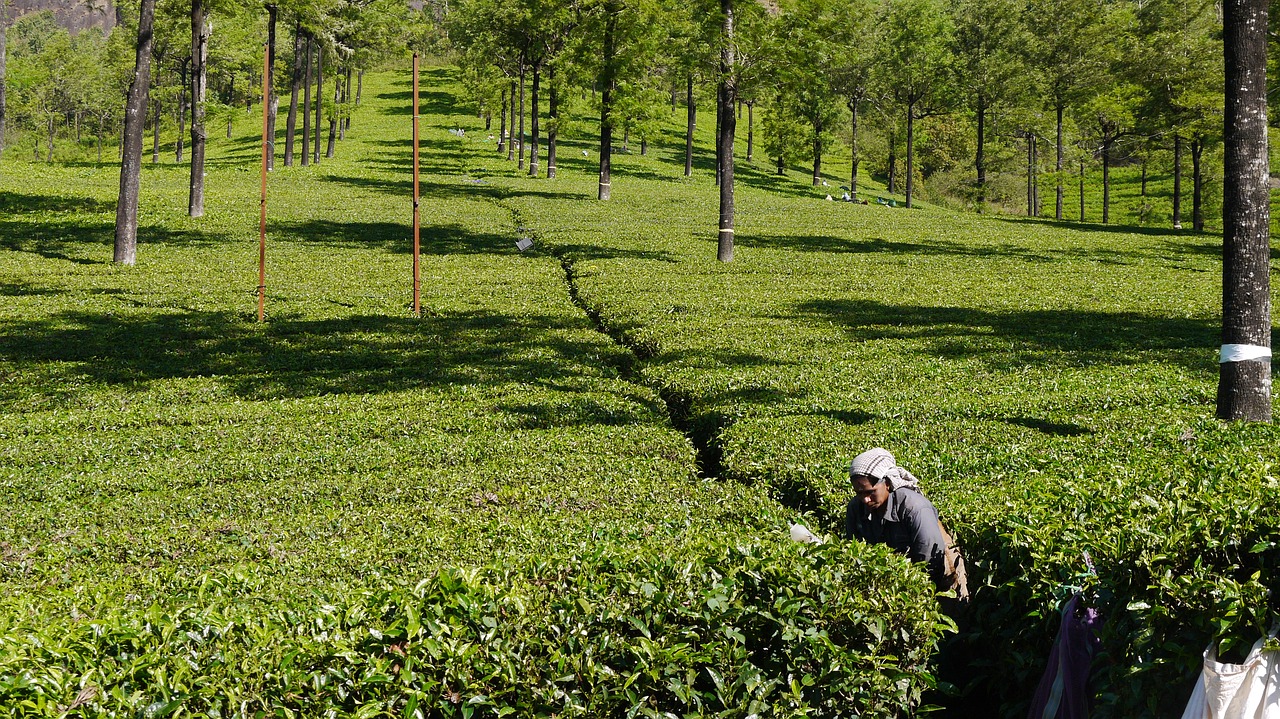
[0,542,945,718]
[2,61,1275,719]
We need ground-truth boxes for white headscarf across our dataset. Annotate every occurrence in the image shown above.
[848,447,921,492]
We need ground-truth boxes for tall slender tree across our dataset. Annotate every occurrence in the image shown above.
[115,0,159,265]
[950,0,1027,210]
[313,39,322,163]
[285,20,302,165]
[265,3,277,169]
[716,0,736,261]
[188,0,210,217]
[1217,0,1271,421]
[597,0,619,199]
[877,0,953,208]
[1027,0,1111,220]
[0,0,9,160]
[301,30,310,165]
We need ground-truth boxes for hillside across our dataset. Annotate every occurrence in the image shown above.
[1,64,1277,718]
[7,0,119,34]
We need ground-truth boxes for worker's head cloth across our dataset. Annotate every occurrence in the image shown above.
[849,447,920,492]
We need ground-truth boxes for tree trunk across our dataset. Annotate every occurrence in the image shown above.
[1026,133,1033,216]
[975,95,985,210]
[905,105,914,208]
[188,0,208,218]
[1055,103,1063,220]
[640,137,646,155]
[598,1,618,200]
[0,0,7,160]
[356,69,362,104]
[717,0,736,263]
[1102,139,1111,223]
[714,100,720,186]
[498,85,507,153]
[301,31,311,166]
[1191,136,1205,232]
[887,126,896,194]
[1218,0,1272,421]
[1140,157,1147,196]
[507,79,516,161]
[151,91,160,163]
[177,59,187,162]
[1032,135,1039,215]
[685,74,695,177]
[518,63,525,169]
[97,118,103,162]
[326,74,337,158]
[1173,133,1182,228]
[811,119,821,186]
[848,99,858,200]
[285,21,301,166]
[547,70,557,178]
[747,100,754,162]
[226,75,233,137]
[1078,159,1085,221]
[528,64,539,176]
[45,115,53,161]
[313,42,322,164]
[343,66,351,132]
[266,4,276,169]
[114,0,157,265]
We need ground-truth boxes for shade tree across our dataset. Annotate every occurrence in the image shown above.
[874,0,952,208]
[948,0,1028,209]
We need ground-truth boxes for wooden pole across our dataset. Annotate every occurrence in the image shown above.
[258,42,269,323]
[412,54,421,317]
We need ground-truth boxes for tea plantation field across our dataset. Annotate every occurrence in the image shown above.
[1,65,1278,717]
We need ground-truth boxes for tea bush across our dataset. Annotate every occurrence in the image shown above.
[0,541,947,718]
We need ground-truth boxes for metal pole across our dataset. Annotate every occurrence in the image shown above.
[412,53,421,317]
[258,42,269,322]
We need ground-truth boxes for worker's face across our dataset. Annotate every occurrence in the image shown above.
[852,475,890,512]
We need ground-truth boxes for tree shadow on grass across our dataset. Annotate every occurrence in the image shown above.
[0,217,228,264]
[321,173,589,204]
[378,90,458,117]
[273,218,511,255]
[0,307,643,407]
[1176,238,1279,261]
[792,299,1220,372]
[748,232,1225,268]
[1002,215,1198,238]
[1002,416,1094,436]
[0,190,114,215]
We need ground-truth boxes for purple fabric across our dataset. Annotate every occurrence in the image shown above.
[1026,594,1103,719]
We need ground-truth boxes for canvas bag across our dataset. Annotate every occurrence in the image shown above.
[1180,633,1280,719]
[936,519,969,602]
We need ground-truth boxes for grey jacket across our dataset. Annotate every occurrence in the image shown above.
[844,487,948,589]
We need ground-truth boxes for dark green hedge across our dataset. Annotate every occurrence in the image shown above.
[0,540,949,718]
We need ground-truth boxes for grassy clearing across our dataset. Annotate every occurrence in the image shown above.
[1,63,1278,717]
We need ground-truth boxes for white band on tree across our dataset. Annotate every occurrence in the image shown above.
[1219,344,1272,363]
